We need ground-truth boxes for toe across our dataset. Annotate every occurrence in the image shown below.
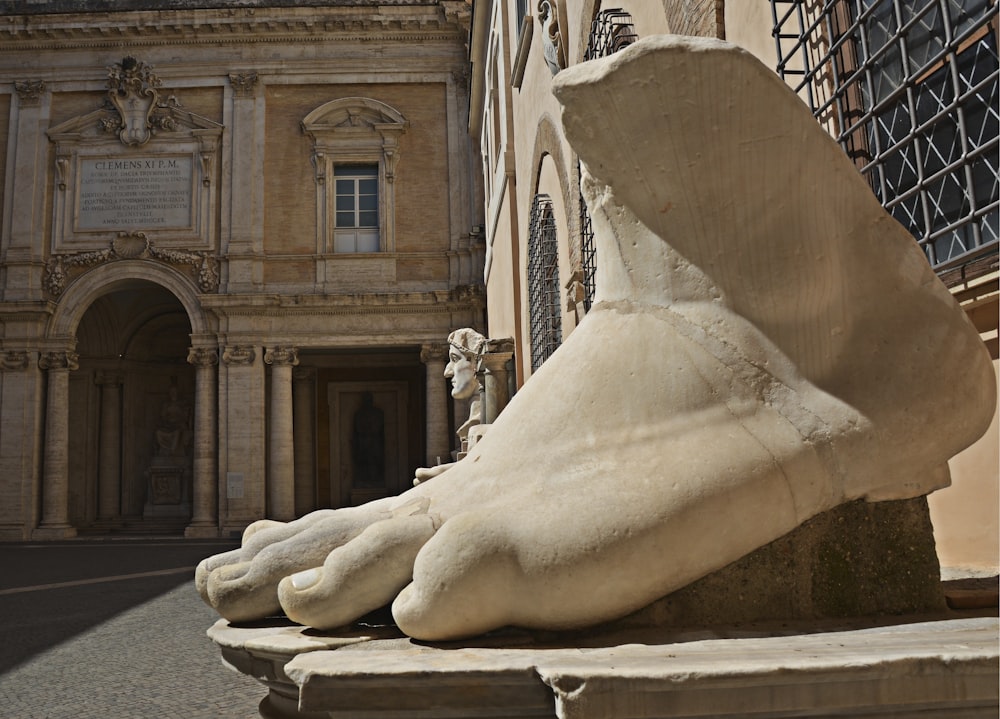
[278,513,437,630]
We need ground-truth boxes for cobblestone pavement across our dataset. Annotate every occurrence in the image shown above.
[0,539,265,719]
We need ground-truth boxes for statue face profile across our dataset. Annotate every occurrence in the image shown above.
[444,345,478,400]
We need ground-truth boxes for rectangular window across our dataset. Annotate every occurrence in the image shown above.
[334,165,379,253]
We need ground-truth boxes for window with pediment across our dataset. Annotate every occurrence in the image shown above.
[302,98,408,254]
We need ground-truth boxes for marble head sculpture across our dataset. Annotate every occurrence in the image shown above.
[196,36,995,640]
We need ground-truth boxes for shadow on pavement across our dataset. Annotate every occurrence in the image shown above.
[0,539,238,675]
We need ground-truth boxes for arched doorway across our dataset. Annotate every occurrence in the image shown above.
[69,281,194,534]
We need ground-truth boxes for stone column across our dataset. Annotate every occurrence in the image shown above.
[95,371,123,521]
[265,347,298,521]
[421,344,451,466]
[35,350,78,538]
[292,367,317,516]
[186,347,219,537]
[479,338,515,424]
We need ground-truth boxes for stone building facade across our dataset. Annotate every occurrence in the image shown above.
[0,0,484,539]
[469,0,998,572]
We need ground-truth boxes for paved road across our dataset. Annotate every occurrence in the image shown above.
[0,538,266,718]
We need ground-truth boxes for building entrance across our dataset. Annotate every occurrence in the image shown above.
[70,282,193,534]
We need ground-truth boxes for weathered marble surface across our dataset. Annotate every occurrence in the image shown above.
[209,616,999,718]
[197,36,995,641]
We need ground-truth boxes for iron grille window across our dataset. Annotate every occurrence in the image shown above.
[771,0,999,281]
[584,8,638,61]
[578,9,637,310]
[528,194,562,370]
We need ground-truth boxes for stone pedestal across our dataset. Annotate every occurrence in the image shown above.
[204,498,985,718]
[143,462,192,518]
[209,617,998,718]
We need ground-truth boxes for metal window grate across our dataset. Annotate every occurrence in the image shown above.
[584,8,638,61]
[579,9,637,310]
[528,194,562,370]
[770,0,999,282]
[579,186,597,311]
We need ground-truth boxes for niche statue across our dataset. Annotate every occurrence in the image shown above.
[197,36,995,640]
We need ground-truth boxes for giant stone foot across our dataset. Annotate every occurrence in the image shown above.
[197,35,995,641]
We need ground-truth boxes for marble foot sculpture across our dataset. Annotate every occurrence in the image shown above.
[196,36,995,641]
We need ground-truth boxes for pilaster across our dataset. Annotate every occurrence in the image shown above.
[4,80,50,301]
[219,344,265,531]
[95,371,123,522]
[225,71,265,291]
[265,346,298,521]
[292,366,317,516]
[0,350,43,539]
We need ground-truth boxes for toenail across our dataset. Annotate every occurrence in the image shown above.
[290,568,321,590]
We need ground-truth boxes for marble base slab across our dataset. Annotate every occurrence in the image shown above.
[208,616,998,718]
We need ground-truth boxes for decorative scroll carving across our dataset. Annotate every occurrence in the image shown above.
[264,347,300,367]
[14,80,45,106]
[538,0,566,76]
[187,347,219,368]
[43,233,220,297]
[38,351,79,372]
[222,346,256,366]
[229,71,259,98]
[106,57,161,146]
[102,58,190,146]
[1,351,30,371]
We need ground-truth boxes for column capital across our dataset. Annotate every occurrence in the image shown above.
[1,350,31,371]
[229,71,259,98]
[293,366,316,383]
[188,346,219,368]
[39,350,78,371]
[420,344,448,364]
[264,346,299,367]
[14,80,45,106]
[222,345,256,366]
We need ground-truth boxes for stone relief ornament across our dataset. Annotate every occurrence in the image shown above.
[196,36,995,642]
[103,57,188,146]
[107,56,160,146]
[187,347,219,368]
[0,351,30,372]
[43,232,220,297]
[14,80,45,106]
[538,0,566,76]
[38,351,79,372]
[222,346,256,366]
[228,71,259,98]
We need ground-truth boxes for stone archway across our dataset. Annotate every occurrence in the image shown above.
[47,263,212,534]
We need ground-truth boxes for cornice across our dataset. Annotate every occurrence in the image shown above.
[201,285,485,317]
[0,6,469,50]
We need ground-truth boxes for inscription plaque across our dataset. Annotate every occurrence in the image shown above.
[77,156,193,230]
